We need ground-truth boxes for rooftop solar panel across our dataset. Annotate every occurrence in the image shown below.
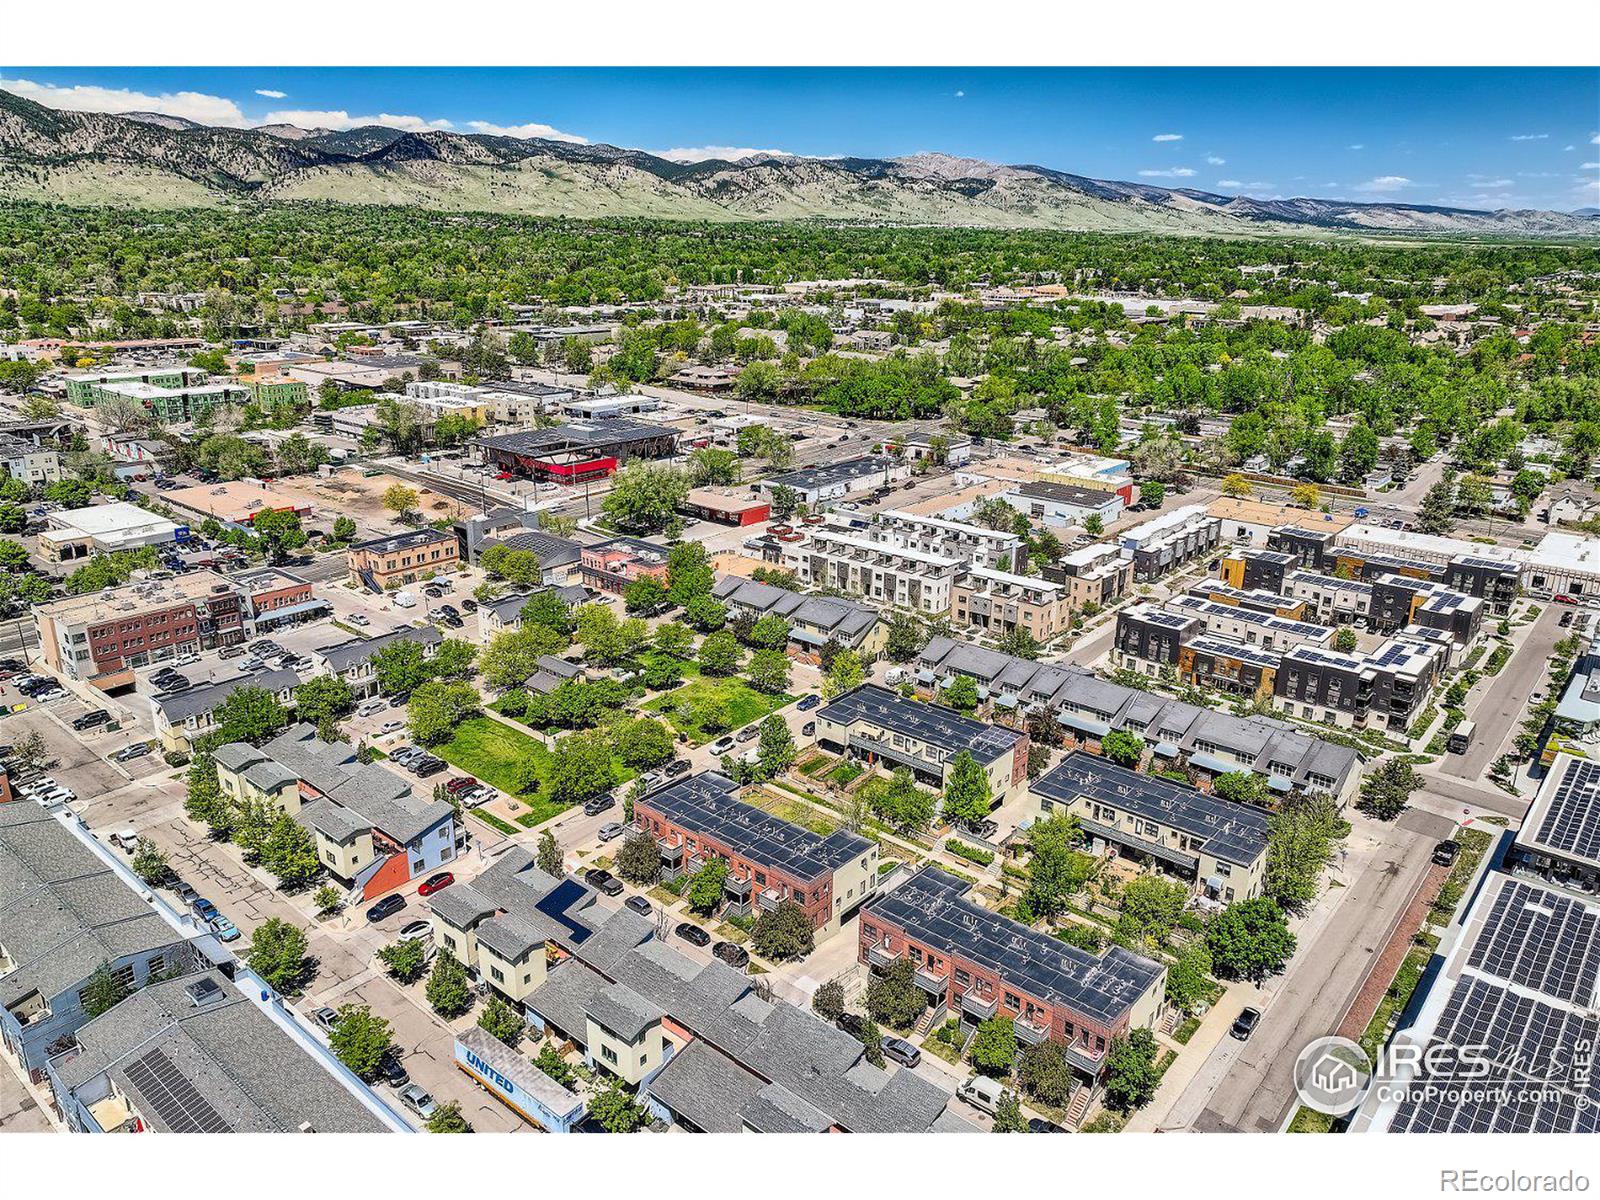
[816,684,1022,762]
[1466,879,1600,1004]
[1530,758,1600,864]
[535,878,594,945]
[123,1046,234,1133]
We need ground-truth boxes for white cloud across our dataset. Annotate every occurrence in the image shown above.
[1353,175,1412,193]
[1348,144,1364,151]
[1565,145,1576,151]
[1592,133,1599,144]
[1152,133,1183,142]
[1206,154,1225,165]
[1138,167,1196,178]
[1584,163,1600,171]
[254,89,287,99]
[1217,179,1272,191]
[1216,179,1241,188]
[465,119,587,144]
[954,90,965,98]
[1510,132,1549,141]
[264,109,453,132]
[653,145,795,163]
[0,75,248,126]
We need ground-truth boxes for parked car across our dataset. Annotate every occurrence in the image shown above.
[310,1006,340,1032]
[880,1036,921,1068]
[417,871,455,897]
[1432,840,1461,867]
[172,880,199,906]
[624,895,652,917]
[379,719,404,734]
[796,694,821,711]
[1028,1117,1067,1134]
[211,916,241,942]
[112,742,154,763]
[111,829,140,852]
[712,941,749,970]
[366,894,408,922]
[219,644,246,659]
[585,868,624,897]
[835,1012,867,1039]
[674,921,712,947]
[445,775,479,794]
[666,758,692,777]
[708,736,737,755]
[192,898,220,924]
[439,605,460,618]
[801,722,816,737]
[597,822,625,842]
[958,1075,1004,1115]
[357,698,387,717]
[736,724,760,744]
[962,818,999,841]
[583,793,616,816]
[349,613,370,626]
[439,613,464,629]
[1231,1006,1262,1040]
[72,709,112,731]
[398,1083,437,1120]
[412,757,447,777]
[377,1055,410,1090]
[460,599,478,613]
[390,746,424,765]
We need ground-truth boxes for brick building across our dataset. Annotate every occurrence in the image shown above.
[347,528,460,590]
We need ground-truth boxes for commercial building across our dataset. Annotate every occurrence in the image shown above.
[215,723,457,901]
[231,566,328,634]
[712,575,886,661]
[951,565,1075,643]
[472,419,680,482]
[47,969,398,1132]
[913,637,1361,805]
[314,625,442,699]
[64,366,208,406]
[1002,479,1126,528]
[881,431,974,466]
[1507,752,1600,895]
[760,455,911,506]
[478,380,576,428]
[86,379,251,424]
[780,525,963,617]
[813,683,1028,799]
[577,536,671,595]
[428,847,972,1131]
[1207,498,1353,547]
[0,803,196,1075]
[1118,504,1222,581]
[861,867,1165,1083]
[680,487,771,527]
[37,501,180,562]
[1032,752,1270,902]
[347,528,460,590]
[162,480,311,529]
[634,772,878,935]
[453,507,583,578]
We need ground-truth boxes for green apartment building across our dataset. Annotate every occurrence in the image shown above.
[88,379,251,423]
[65,366,209,407]
[250,378,309,408]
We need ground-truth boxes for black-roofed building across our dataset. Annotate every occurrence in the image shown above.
[635,772,879,934]
[860,867,1165,1085]
[1445,553,1522,615]
[1509,752,1600,895]
[1265,524,1340,571]
[1113,602,1202,670]
[1031,752,1270,903]
[1276,637,1445,732]
[45,969,400,1132]
[471,418,680,482]
[346,527,460,591]
[758,455,912,506]
[151,667,302,755]
[814,683,1028,799]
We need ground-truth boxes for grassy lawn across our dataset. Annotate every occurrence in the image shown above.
[471,809,519,837]
[643,676,795,745]
[744,788,841,836]
[437,716,556,796]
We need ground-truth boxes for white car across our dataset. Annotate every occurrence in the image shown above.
[357,698,387,717]
[379,719,404,734]
[349,613,370,626]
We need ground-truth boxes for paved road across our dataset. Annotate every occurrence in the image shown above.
[1443,603,1562,781]
[1172,805,1457,1133]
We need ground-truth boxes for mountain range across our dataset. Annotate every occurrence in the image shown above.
[2,88,1595,238]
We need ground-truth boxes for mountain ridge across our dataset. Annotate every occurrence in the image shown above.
[2,88,1594,238]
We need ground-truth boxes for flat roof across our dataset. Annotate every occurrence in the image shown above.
[46,500,177,539]
[816,683,1021,763]
[640,772,873,883]
[36,570,237,628]
[864,866,1165,1027]
[1518,753,1600,870]
[474,419,678,455]
[350,527,457,555]
[766,455,899,492]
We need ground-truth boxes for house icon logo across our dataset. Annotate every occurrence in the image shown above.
[1293,1035,1374,1115]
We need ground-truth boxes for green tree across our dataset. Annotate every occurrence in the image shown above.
[294,675,356,729]
[666,542,715,606]
[1103,1028,1161,1112]
[997,626,1042,661]
[684,594,727,633]
[377,938,430,985]
[1017,1039,1073,1106]
[184,754,235,839]
[941,674,980,713]
[867,767,936,832]
[1205,897,1297,983]
[1101,729,1145,769]
[534,1042,576,1087]
[589,1081,649,1132]
[884,613,929,663]
[864,957,928,1030]
[425,951,474,1018]
[941,751,992,828]
[746,647,791,694]
[247,918,310,994]
[209,685,290,746]
[1165,942,1215,1013]
[698,629,743,676]
[992,1090,1029,1133]
[371,640,433,697]
[1358,758,1420,822]
[969,1016,1017,1078]
[1138,480,1166,508]
[686,859,729,915]
[1024,812,1089,919]
[624,575,669,614]
[546,731,618,806]
[426,1102,472,1133]
[601,462,689,534]
[262,814,322,890]
[616,717,675,770]
[1115,875,1188,949]
[616,831,661,885]
[812,980,846,1023]
[131,837,168,885]
[329,1005,393,1081]
[536,830,563,876]
[1418,479,1456,535]
[251,507,307,563]
[756,714,797,779]
[382,483,420,523]
[653,621,695,660]
[477,995,525,1047]
[856,1016,887,1067]
[751,898,814,961]
[407,680,481,745]
[747,614,791,650]
[331,515,357,543]
[1264,792,1345,913]
[80,960,133,1018]
[822,649,864,699]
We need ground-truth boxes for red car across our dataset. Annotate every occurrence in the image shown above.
[444,775,479,794]
[494,471,513,481]
[417,871,455,897]
[1556,594,1578,605]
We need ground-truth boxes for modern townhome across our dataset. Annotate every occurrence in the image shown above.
[576,536,671,595]
[347,528,461,591]
[634,772,879,935]
[1506,752,1600,896]
[1116,504,1223,582]
[779,524,964,617]
[65,365,209,406]
[1031,752,1270,903]
[860,867,1166,1090]
[711,575,886,661]
[1276,638,1446,732]
[950,565,1075,643]
[214,723,457,901]
[0,804,199,1076]
[427,848,973,1132]
[313,625,442,698]
[152,668,302,755]
[45,969,398,1133]
[813,683,1028,800]
[912,637,1361,806]
[856,510,1027,572]
[1043,542,1135,609]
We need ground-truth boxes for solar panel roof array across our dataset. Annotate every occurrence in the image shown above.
[864,867,1164,1027]
[1522,755,1600,867]
[817,684,1022,762]
[123,1046,234,1134]
[640,772,873,883]
[1466,879,1600,1004]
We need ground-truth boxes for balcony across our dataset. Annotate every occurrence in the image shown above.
[657,838,684,863]
[913,966,947,996]
[1064,1040,1106,1075]
[757,887,783,914]
[866,943,901,971]
[1015,1017,1050,1046]
[724,875,753,897]
[959,990,998,1020]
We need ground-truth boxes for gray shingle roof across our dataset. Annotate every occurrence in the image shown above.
[317,625,441,674]
[154,669,301,724]
[642,1038,766,1133]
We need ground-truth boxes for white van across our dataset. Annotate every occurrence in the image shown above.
[111,829,140,852]
[392,591,418,609]
[957,1075,1004,1115]
[884,667,907,685]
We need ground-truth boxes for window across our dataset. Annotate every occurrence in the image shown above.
[601,1045,618,1065]
[490,966,504,983]
[1004,991,1021,1010]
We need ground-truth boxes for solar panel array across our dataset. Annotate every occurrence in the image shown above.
[1466,879,1600,1004]
[1533,758,1600,863]
[1186,635,1282,671]
[817,684,1022,761]
[1389,977,1600,1133]
[535,878,594,945]
[122,1046,233,1133]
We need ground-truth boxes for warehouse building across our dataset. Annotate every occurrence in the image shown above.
[472,419,680,482]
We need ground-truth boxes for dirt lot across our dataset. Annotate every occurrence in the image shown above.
[273,468,474,533]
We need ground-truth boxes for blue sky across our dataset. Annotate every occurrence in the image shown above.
[3,66,1597,211]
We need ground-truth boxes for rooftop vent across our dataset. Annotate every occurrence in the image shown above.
[184,977,225,1008]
